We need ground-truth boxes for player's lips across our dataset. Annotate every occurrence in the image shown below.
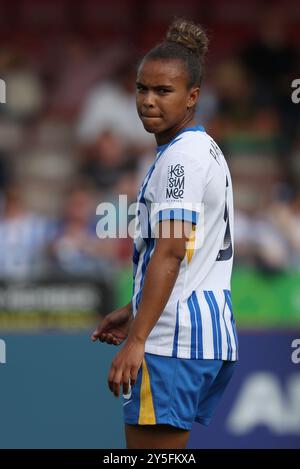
[141,114,162,118]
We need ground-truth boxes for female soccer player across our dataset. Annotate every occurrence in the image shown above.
[92,18,238,449]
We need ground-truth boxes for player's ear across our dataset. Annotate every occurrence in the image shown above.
[187,86,200,109]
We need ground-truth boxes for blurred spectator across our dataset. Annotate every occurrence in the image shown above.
[235,185,300,273]
[79,129,137,193]
[240,5,298,99]
[0,150,11,190]
[252,211,291,273]
[0,185,54,280]
[209,60,281,157]
[11,117,76,217]
[0,47,44,120]
[112,169,139,264]
[264,189,300,270]
[77,61,153,147]
[48,36,127,118]
[239,3,300,142]
[208,60,284,218]
[195,81,218,126]
[234,208,256,266]
[49,187,118,278]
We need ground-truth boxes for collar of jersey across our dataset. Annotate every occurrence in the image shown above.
[156,125,205,155]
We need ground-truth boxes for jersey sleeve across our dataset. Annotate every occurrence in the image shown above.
[147,150,208,232]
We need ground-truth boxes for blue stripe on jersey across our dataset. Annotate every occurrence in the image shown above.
[168,136,183,148]
[191,291,203,359]
[187,295,197,359]
[135,238,155,310]
[204,291,219,359]
[172,301,180,358]
[208,291,223,360]
[132,242,140,297]
[224,290,238,357]
[225,289,238,355]
[156,125,205,153]
[221,298,233,361]
[133,243,139,272]
[180,124,205,133]
[156,137,182,154]
[191,294,200,358]
[158,208,199,225]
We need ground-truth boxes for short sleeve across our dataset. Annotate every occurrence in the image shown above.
[147,151,207,232]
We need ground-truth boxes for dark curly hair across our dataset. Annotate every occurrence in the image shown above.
[140,18,209,88]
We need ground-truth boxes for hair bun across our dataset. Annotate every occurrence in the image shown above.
[166,18,208,62]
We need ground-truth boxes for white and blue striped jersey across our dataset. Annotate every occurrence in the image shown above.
[132,125,238,361]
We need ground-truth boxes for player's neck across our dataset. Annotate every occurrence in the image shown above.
[155,116,197,146]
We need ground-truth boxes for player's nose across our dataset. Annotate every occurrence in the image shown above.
[142,91,156,108]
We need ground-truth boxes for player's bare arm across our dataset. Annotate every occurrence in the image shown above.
[107,220,193,398]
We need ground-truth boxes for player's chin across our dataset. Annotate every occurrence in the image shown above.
[141,119,164,134]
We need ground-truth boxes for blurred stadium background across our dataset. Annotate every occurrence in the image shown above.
[0,0,299,449]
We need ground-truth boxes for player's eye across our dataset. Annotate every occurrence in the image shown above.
[158,88,171,94]
[136,84,146,92]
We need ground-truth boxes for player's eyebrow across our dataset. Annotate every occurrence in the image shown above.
[136,81,174,90]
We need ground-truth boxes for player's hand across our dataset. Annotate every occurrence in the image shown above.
[108,337,145,397]
[91,303,133,346]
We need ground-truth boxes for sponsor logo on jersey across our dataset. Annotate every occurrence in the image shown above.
[166,164,185,199]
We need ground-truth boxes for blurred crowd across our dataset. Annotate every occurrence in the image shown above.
[0,0,299,282]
